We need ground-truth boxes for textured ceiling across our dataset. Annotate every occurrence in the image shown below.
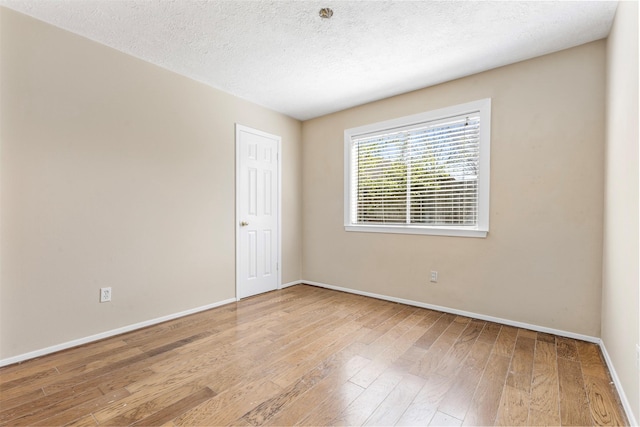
[1,1,618,120]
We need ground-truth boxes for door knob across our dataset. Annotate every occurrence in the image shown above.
[240,221,249,226]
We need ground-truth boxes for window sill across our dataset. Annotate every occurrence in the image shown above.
[344,224,488,238]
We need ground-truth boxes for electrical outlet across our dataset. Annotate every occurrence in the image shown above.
[100,287,112,303]
[430,271,438,283]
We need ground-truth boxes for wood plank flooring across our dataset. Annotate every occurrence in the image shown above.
[0,285,629,426]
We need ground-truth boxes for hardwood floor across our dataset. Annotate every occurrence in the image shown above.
[0,285,629,426]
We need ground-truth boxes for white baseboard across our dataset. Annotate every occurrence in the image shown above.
[599,340,639,426]
[280,280,303,289]
[302,280,599,343]
[0,298,236,368]
[302,280,640,424]
[2,280,635,426]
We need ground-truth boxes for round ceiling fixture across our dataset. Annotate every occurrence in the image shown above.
[319,8,333,19]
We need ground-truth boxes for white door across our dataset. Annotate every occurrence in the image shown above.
[236,124,280,299]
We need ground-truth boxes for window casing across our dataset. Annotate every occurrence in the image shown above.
[344,99,491,237]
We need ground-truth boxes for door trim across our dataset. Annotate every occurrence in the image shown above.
[235,124,282,301]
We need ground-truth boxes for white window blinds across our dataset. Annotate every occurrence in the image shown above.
[350,113,481,228]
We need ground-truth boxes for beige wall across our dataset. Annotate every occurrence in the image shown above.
[303,41,606,337]
[0,7,302,360]
[1,10,633,413]
[602,0,640,422]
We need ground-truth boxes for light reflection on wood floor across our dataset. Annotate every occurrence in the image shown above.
[0,284,629,426]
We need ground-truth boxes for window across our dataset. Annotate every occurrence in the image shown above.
[344,99,491,237]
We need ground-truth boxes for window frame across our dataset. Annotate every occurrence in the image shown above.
[344,98,491,238]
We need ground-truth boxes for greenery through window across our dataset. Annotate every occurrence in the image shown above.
[345,99,490,237]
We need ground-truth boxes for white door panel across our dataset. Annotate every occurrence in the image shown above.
[236,125,280,299]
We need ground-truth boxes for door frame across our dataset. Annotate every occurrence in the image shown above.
[235,123,282,301]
